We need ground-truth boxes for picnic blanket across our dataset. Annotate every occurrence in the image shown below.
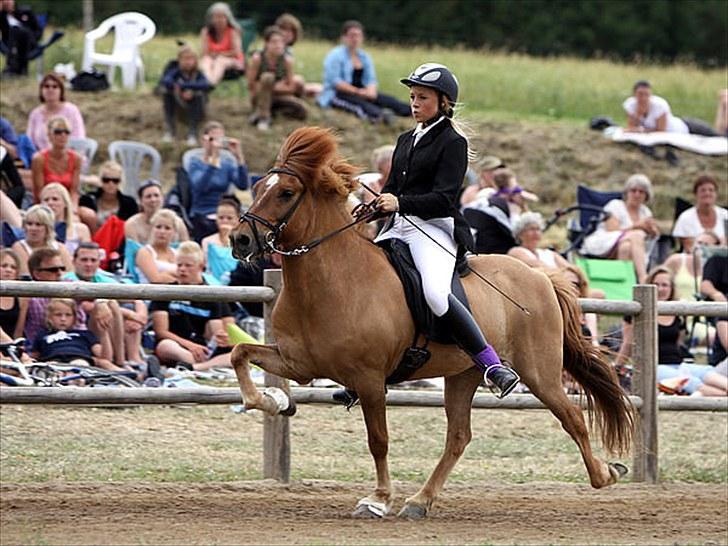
[605,127,728,155]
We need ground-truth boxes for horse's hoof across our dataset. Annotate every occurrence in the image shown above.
[398,503,428,520]
[262,387,292,416]
[280,396,297,417]
[352,499,388,519]
[609,462,629,480]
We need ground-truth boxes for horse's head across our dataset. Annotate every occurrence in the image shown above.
[230,127,359,261]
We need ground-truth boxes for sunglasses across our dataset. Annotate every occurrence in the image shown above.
[101,176,122,184]
[36,266,65,273]
[52,128,71,135]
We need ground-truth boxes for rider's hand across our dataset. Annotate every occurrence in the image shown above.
[375,193,399,213]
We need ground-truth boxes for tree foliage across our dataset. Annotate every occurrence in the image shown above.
[26,0,727,66]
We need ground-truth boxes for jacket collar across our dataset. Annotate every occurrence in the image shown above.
[411,117,450,150]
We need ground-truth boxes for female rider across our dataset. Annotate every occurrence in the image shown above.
[373,63,520,398]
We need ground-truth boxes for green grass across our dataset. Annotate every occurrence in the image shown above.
[34,27,726,123]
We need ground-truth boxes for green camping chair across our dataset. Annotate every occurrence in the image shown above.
[575,258,637,302]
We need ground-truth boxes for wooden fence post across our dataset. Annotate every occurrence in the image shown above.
[262,269,290,482]
[632,284,658,484]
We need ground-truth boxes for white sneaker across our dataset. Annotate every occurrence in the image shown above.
[256,118,271,131]
[185,135,197,146]
[162,132,174,143]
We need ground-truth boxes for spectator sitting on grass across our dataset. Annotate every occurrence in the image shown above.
[201,195,240,285]
[701,253,728,368]
[151,241,234,371]
[11,204,72,276]
[274,12,321,97]
[30,298,115,370]
[246,25,308,131]
[318,20,410,123]
[26,73,85,151]
[199,1,245,86]
[161,44,212,146]
[616,266,727,396]
[40,182,91,257]
[124,179,189,245]
[188,121,248,241]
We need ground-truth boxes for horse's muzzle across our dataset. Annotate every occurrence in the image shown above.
[230,231,253,261]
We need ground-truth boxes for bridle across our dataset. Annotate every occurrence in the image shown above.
[238,167,377,258]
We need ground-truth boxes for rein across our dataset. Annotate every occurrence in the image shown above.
[239,167,377,257]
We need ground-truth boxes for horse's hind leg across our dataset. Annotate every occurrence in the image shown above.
[230,343,297,417]
[399,367,482,519]
[527,374,618,489]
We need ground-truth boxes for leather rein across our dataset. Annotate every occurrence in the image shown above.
[238,167,378,257]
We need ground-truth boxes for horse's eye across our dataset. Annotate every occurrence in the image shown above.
[279,189,295,199]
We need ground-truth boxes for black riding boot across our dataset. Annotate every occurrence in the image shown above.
[440,294,520,398]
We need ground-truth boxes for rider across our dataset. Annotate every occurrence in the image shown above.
[373,63,520,397]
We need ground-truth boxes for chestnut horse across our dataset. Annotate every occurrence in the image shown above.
[229,127,634,519]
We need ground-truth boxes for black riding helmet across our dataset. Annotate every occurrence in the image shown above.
[400,63,459,104]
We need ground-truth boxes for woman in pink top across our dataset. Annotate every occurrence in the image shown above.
[26,73,86,151]
[199,2,245,85]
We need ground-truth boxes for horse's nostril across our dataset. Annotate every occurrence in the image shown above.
[235,234,251,247]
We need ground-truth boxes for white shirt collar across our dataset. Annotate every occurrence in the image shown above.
[412,116,445,146]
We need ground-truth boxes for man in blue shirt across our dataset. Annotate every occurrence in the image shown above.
[318,20,410,123]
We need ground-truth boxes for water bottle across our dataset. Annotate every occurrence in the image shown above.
[207,337,218,357]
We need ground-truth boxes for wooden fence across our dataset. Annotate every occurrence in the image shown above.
[1,272,726,485]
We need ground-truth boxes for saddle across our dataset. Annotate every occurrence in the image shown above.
[376,239,471,384]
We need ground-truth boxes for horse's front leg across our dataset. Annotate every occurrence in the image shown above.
[230,343,297,417]
[352,382,393,519]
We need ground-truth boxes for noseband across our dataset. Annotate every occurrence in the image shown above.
[238,167,378,258]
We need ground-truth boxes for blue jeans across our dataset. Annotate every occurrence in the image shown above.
[657,363,714,394]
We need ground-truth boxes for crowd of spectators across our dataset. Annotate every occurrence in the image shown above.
[0,4,726,395]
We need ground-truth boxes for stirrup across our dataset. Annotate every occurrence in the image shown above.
[484,363,521,399]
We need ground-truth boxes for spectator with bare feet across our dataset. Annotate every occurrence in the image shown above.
[247,26,308,131]
[151,241,234,371]
[616,267,727,396]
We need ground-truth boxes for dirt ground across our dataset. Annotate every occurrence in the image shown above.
[1,480,726,545]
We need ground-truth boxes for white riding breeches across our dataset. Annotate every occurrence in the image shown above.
[375,214,457,317]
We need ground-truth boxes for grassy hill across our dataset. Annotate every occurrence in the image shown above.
[1,29,726,240]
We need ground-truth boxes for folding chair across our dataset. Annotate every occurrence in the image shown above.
[574,257,637,301]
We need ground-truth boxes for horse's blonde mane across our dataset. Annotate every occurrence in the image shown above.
[276,127,359,198]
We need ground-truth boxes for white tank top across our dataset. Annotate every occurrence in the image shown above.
[136,245,177,284]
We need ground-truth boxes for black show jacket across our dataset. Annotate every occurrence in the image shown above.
[380,117,474,251]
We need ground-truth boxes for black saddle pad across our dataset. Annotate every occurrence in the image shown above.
[377,239,470,345]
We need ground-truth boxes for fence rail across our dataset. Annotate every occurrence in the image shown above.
[1,273,726,486]
[3,386,728,412]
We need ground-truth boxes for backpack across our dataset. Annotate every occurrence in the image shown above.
[71,69,110,92]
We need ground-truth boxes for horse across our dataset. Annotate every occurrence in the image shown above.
[228,126,634,519]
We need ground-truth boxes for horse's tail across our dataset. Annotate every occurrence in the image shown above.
[547,270,635,456]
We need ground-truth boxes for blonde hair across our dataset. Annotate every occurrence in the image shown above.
[99,160,124,183]
[47,115,72,133]
[177,240,204,264]
[24,205,56,246]
[150,209,179,231]
[46,298,77,329]
[40,183,74,228]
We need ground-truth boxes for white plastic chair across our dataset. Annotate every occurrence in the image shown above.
[68,137,98,175]
[108,140,161,197]
[82,12,156,90]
